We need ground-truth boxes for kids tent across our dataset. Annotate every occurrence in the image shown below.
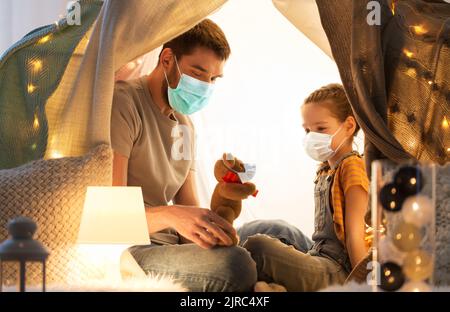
[0,0,448,286]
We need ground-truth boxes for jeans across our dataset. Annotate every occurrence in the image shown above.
[238,220,348,291]
[237,219,313,252]
[128,243,257,292]
[129,219,341,292]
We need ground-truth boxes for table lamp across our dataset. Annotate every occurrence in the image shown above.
[76,186,150,282]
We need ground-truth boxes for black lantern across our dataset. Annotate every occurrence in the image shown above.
[0,217,49,292]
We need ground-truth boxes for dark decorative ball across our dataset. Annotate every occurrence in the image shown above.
[379,262,405,291]
[380,183,404,212]
[394,166,424,196]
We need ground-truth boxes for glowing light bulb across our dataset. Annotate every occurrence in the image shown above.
[412,25,427,35]
[27,84,36,93]
[33,115,40,130]
[403,250,433,281]
[406,68,416,77]
[402,195,433,227]
[392,221,422,252]
[442,117,449,129]
[38,35,51,44]
[51,151,63,159]
[31,59,42,72]
[403,49,414,58]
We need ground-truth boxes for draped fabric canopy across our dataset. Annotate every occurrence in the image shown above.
[1,0,448,172]
[315,0,449,173]
[0,0,227,169]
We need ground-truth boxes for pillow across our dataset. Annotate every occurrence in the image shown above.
[0,144,112,286]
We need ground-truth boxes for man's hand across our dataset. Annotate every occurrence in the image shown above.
[165,205,236,249]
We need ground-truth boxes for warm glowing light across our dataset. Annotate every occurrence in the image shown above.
[412,25,427,35]
[27,84,36,93]
[78,187,149,245]
[442,117,449,129]
[31,59,43,72]
[415,256,422,265]
[427,80,433,85]
[31,143,37,150]
[38,35,51,44]
[403,49,413,58]
[391,0,396,15]
[51,150,63,159]
[406,68,416,77]
[73,187,150,282]
[71,244,132,283]
[402,195,433,227]
[33,115,40,129]
[126,62,137,70]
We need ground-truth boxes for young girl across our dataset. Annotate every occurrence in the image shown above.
[242,83,369,291]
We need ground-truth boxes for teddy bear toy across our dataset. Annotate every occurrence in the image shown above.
[210,153,258,245]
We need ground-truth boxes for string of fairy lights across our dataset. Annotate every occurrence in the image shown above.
[24,0,448,160]
[390,0,449,159]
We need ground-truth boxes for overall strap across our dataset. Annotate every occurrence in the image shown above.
[331,150,362,171]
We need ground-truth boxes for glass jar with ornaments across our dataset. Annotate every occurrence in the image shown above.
[370,160,436,292]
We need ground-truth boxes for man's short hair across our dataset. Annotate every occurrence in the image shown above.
[161,19,231,61]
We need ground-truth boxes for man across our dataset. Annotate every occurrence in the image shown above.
[111,19,257,292]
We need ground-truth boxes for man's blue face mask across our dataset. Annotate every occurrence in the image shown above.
[163,56,215,115]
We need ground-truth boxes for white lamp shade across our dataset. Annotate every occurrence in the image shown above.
[77,187,150,245]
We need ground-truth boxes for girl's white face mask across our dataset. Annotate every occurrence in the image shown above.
[302,124,348,162]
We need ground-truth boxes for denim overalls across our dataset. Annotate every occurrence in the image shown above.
[307,151,362,274]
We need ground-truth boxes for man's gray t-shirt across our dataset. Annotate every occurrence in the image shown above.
[111,76,196,243]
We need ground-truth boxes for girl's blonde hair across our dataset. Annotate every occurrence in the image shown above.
[303,83,360,136]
